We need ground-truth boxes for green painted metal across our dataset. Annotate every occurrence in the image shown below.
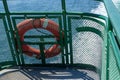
[76,27,103,39]
[107,32,120,80]
[2,0,25,65]
[103,0,120,44]
[39,43,46,64]
[0,61,16,70]
[109,32,120,68]
[102,0,120,80]
[0,7,17,63]
[0,14,17,69]
[1,0,120,80]
[61,0,70,64]
[67,16,73,64]
[0,0,106,68]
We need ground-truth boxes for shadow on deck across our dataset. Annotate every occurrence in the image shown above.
[0,67,99,80]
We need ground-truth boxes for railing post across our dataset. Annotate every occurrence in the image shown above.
[61,0,69,64]
[2,0,25,65]
[39,38,46,64]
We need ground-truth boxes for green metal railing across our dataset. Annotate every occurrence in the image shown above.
[0,0,120,80]
[0,0,106,69]
[101,0,120,80]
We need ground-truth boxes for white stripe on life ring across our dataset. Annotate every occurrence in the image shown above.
[43,19,48,28]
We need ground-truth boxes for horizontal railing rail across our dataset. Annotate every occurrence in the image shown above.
[103,0,120,44]
[103,0,120,80]
[108,32,120,69]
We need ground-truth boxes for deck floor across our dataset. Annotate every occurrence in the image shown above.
[0,67,99,80]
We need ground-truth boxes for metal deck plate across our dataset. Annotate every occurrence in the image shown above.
[0,67,99,80]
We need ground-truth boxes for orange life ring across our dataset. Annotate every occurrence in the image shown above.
[17,18,62,58]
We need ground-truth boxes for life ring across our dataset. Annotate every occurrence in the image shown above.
[16,18,62,58]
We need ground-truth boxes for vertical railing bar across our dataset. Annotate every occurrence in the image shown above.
[24,14,28,19]
[12,17,25,65]
[2,15,17,65]
[101,16,108,80]
[68,17,73,64]
[39,38,46,64]
[109,32,120,67]
[106,18,112,80]
[2,0,24,65]
[58,16,65,64]
[61,0,69,64]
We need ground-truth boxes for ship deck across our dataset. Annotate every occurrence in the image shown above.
[0,66,99,80]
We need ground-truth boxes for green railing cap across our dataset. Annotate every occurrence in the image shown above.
[103,0,120,44]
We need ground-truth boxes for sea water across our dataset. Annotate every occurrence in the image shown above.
[0,0,107,64]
